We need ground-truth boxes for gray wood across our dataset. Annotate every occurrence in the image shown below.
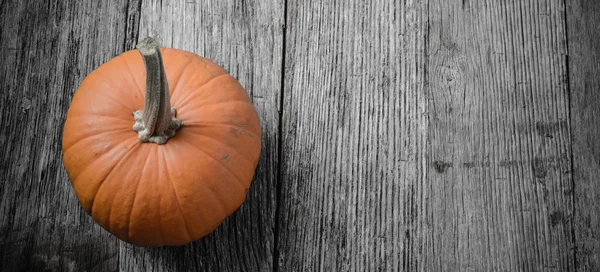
[118,1,283,271]
[566,0,600,270]
[278,0,578,271]
[0,0,140,271]
[425,0,573,270]
[277,1,428,270]
[3,0,600,271]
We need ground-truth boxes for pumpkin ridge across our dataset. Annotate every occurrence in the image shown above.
[156,147,166,246]
[68,110,132,122]
[63,127,131,154]
[84,71,143,110]
[89,138,140,216]
[207,171,239,213]
[168,58,194,98]
[200,178,229,227]
[171,157,231,239]
[119,54,145,97]
[84,83,136,113]
[177,100,254,119]
[161,146,229,239]
[182,129,256,167]
[173,73,230,107]
[80,163,115,215]
[65,136,138,183]
[104,179,119,240]
[125,147,152,243]
[161,149,193,242]
[176,136,248,191]
[183,122,259,139]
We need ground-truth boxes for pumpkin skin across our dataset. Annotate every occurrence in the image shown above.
[62,48,261,246]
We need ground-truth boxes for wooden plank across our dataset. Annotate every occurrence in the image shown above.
[0,0,139,271]
[277,0,428,270]
[426,0,573,270]
[566,0,600,270]
[118,1,283,271]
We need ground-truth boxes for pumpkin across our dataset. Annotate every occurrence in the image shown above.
[62,37,261,246]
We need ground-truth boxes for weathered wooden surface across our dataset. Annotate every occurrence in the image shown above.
[278,0,427,270]
[426,0,572,270]
[0,0,138,271]
[567,0,600,270]
[278,0,576,271]
[2,0,600,271]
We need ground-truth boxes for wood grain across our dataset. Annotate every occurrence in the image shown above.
[277,0,581,271]
[277,0,428,270]
[0,0,140,271]
[567,0,600,270]
[118,1,283,271]
[2,0,600,271]
[426,0,573,270]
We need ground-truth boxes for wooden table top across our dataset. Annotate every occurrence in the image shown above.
[1,0,598,271]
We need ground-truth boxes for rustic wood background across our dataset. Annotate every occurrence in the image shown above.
[1,0,599,271]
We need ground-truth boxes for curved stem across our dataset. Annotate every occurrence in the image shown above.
[133,37,182,144]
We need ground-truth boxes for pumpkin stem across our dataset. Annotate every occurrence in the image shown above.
[133,37,182,144]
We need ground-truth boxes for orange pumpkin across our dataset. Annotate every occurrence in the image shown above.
[62,38,261,246]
